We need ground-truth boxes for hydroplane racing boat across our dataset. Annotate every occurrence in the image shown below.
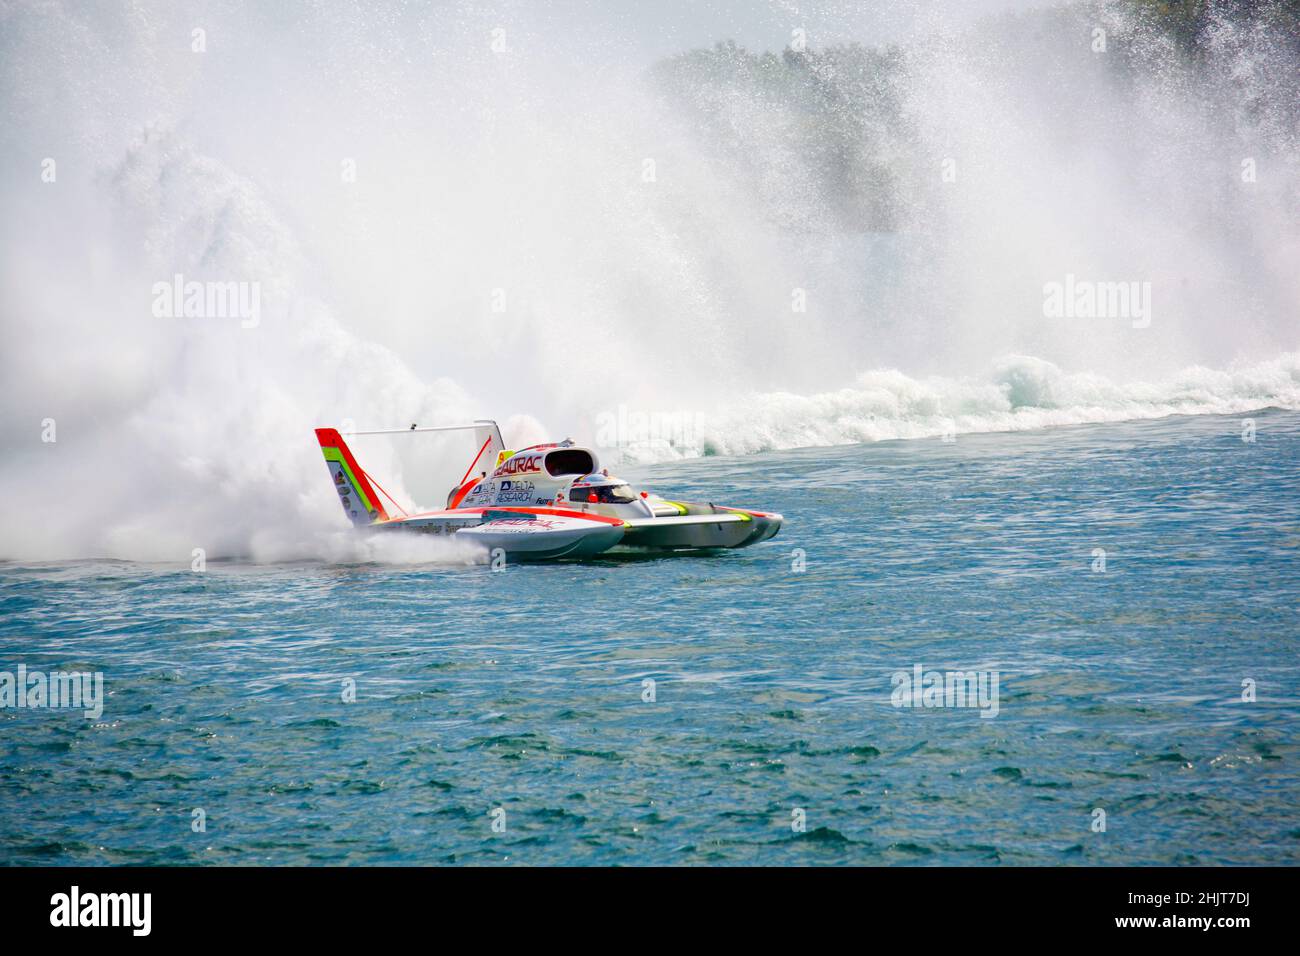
[316,421,783,560]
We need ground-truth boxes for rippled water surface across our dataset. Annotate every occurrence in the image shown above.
[2,411,1298,865]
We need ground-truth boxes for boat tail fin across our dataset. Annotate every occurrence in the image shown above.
[315,427,389,526]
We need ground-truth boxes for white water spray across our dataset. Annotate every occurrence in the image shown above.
[1,0,1295,560]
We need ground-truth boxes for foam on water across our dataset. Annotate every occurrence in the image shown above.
[679,352,1300,458]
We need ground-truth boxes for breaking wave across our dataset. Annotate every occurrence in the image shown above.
[686,353,1300,458]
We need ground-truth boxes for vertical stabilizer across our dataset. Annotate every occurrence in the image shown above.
[315,427,389,526]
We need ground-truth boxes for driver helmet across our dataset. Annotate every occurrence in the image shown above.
[569,473,636,504]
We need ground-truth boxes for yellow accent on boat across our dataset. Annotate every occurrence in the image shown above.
[718,507,753,522]
[662,500,689,515]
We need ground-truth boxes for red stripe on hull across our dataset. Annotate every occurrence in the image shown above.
[314,427,390,522]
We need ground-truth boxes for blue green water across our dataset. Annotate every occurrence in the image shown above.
[2,411,1298,865]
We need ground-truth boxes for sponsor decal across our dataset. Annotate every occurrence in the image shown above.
[482,517,563,531]
[492,454,542,478]
[497,480,536,503]
[460,481,497,507]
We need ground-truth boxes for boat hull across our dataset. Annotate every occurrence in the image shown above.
[457,515,625,560]
[372,504,782,560]
[620,510,782,550]
[375,508,627,560]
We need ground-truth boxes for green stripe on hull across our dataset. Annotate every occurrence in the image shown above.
[321,446,378,516]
